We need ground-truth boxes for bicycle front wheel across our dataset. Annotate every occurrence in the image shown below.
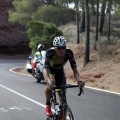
[64,105,74,120]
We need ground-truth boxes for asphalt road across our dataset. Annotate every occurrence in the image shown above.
[0,59,120,120]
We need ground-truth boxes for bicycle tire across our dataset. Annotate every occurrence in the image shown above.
[64,105,74,120]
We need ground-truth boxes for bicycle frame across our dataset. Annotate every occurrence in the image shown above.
[49,85,83,120]
[51,87,67,119]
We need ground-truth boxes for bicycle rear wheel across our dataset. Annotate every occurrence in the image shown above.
[64,105,74,120]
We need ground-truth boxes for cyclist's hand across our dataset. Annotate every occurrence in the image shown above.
[48,83,55,89]
[78,80,85,96]
[78,80,85,88]
[48,79,56,89]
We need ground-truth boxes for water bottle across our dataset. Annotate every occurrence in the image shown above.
[55,103,60,112]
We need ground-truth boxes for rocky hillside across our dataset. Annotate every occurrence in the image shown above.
[0,0,30,54]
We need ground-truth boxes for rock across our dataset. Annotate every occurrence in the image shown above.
[0,0,29,54]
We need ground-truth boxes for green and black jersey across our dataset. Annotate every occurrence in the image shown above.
[44,48,76,69]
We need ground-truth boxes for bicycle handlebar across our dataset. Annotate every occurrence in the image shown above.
[52,85,84,96]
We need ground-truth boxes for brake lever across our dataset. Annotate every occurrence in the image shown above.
[78,87,84,96]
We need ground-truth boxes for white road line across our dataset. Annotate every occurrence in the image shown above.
[0,84,46,108]
[85,86,120,95]
[67,82,120,96]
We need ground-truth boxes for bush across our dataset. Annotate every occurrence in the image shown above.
[26,21,62,53]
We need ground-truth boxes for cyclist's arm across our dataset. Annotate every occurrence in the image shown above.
[72,67,80,82]
[68,49,79,81]
[72,67,85,88]
[43,49,55,85]
[43,68,52,85]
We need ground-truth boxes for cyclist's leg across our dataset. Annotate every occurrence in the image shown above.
[54,68,66,105]
[44,73,55,117]
[53,68,67,120]
[58,88,67,120]
[45,74,55,103]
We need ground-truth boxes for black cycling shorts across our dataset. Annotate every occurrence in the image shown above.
[50,67,66,86]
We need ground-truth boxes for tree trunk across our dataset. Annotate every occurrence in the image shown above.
[108,1,112,42]
[83,0,90,67]
[80,11,85,33]
[94,0,99,50]
[90,0,96,15]
[99,0,106,35]
[76,0,80,43]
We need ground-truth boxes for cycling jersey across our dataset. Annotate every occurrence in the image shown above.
[44,48,77,86]
[44,48,76,69]
[32,51,42,68]
[34,51,42,61]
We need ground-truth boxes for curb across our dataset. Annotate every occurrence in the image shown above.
[9,67,120,96]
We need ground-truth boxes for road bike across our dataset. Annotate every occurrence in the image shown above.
[46,84,84,120]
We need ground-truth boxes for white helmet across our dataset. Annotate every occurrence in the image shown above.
[53,36,67,46]
[37,44,44,51]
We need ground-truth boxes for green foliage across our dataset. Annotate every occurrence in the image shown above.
[9,0,40,25]
[9,10,31,25]
[9,0,76,26]
[114,4,120,15]
[26,21,63,53]
[32,5,76,26]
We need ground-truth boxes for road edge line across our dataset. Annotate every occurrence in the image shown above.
[9,67,120,96]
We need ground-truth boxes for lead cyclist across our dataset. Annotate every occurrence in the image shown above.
[43,36,85,118]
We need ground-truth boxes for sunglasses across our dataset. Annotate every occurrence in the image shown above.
[56,46,66,50]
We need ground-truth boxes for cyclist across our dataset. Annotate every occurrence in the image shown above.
[32,44,44,76]
[43,36,85,117]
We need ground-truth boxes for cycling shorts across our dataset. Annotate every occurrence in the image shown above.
[50,67,66,86]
